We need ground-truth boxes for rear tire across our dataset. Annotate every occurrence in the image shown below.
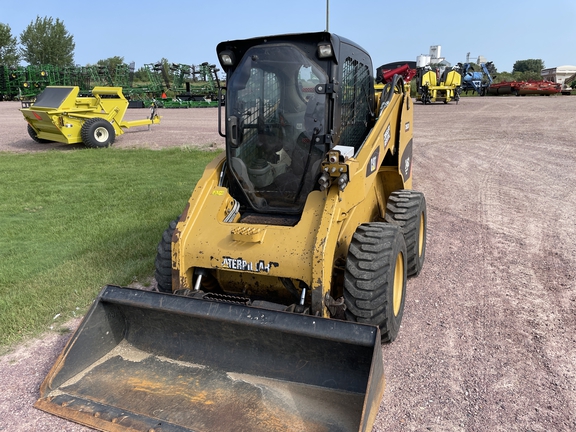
[344,223,407,343]
[27,124,51,144]
[385,190,427,277]
[81,118,115,148]
[154,218,179,293]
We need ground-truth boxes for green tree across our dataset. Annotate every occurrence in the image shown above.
[0,23,19,66]
[156,58,172,89]
[512,59,544,74]
[96,56,124,85]
[133,66,149,83]
[96,56,125,77]
[19,16,75,67]
[484,62,497,77]
[517,70,542,81]
[492,70,542,83]
[494,71,515,83]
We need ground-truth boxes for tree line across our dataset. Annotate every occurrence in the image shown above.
[0,16,216,85]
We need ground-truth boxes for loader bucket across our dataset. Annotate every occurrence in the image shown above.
[36,285,385,432]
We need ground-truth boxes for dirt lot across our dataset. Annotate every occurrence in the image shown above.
[1,96,575,431]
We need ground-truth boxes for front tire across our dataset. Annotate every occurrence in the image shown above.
[344,223,407,343]
[81,118,115,148]
[154,218,179,293]
[385,190,427,277]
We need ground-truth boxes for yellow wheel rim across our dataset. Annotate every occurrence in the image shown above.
[393,252,404,316]
[418,214,425,257]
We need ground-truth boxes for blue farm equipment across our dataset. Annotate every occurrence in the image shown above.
[458,62,494,96]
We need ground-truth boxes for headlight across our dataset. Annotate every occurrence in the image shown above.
[317,42,333,59]
[219,50,235,66]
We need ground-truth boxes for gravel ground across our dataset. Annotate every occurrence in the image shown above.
[1,96,575,431]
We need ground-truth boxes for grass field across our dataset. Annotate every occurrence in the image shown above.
[0,147,218,349]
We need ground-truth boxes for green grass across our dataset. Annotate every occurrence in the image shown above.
[0,147,219,350]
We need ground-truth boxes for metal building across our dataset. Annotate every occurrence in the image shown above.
[541,65,576,94]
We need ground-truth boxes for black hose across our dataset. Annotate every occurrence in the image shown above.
[379,74,405,114]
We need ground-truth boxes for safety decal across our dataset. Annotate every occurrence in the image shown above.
[366,146,380,176]
[221,256,279,273]
[400,139,413,181]
[383,123,391,147]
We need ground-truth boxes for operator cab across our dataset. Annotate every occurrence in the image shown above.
[217,32,374,218]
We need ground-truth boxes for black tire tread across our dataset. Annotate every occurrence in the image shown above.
[81,117,115,148]
[344,223,406,342]
[154,218,179,293]
[384,190,427,277]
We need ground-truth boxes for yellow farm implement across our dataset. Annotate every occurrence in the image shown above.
[21,86,160,148]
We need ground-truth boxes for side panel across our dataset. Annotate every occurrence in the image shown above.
[311,89,412,313]
[397,89,414,189]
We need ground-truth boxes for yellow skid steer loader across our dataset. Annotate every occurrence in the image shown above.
[36,32,427,432]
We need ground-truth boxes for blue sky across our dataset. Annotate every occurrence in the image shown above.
[3,0,576,74]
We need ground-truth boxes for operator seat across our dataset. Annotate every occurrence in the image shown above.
[272,95,325,195]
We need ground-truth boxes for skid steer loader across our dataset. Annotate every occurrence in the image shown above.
[35,32,427,432]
